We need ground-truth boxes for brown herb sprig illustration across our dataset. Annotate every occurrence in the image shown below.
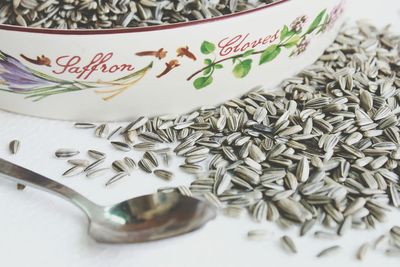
[177,46,197,61]
[135,48,167,60]
[20,54,51,67]
[156,59,180,78]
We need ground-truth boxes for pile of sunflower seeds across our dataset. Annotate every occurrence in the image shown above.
[0,0,277,29]
[52,22,400,258]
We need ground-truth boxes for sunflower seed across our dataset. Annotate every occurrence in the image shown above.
[203,192,223,208]
[133,142,157,150]
[223,206,246,218]
[112,160,130,173]
[247,229,271,241]
[124,157,137,171]
[179,163,203,174]
[124,116,148,132]
[300,219,317,236]
[338,215,352,236]
[9,140,20,154]
[374,234,388,249]
[385,249,400,257]
[357,243,369,261]
[143,151,159,167]
[84,158,105,172]
[296,157,309,182]
[154,169,174,181]
[281,235,298,254]
[390,226,400,239]
[88,150,106,160]
[95,124,109,138]
[55,149,79,158]
[62,165,84,177]
[105,172,129,186]
[314,231,339,240]
[343,197,366,216]
[177,185,192,197]
[317,245,342,258]
[138,158,154,173]
[111,141,131,152]
[74,123,96,129]
[107,126,123,140]
[67,159,90,167]
[16,184,25,190]
[86,167,110,178]
[390,183,400,208]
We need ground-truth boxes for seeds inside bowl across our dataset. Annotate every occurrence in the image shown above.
[0,0,281,29]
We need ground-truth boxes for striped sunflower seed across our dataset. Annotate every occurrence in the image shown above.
[154,169,174,181]
[317,245,342,258]
[111,141,132,152]
[55,148,79,158]
[9,140,20,154]
[281,235,298,254]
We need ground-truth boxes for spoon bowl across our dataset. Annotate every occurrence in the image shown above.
[0,158,216,243]
[89,192,216,243]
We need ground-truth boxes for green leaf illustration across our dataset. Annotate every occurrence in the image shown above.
[204,58,212,65]
[280,25,291,41]
[215,64,223,69]
[200,41,216,54]
[284,35,301,48]
[317,14,330,34]
[203,66,213,75]
[194,75,213,89]
[242,49,255,58]
[307,9,326,34]
[233,59,252,78]
[259,44,281,65]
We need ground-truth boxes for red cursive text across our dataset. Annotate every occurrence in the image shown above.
[217,30,280,57]
[53,52,135,80]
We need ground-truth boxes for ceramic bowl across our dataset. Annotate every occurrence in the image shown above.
[0,0,346,121]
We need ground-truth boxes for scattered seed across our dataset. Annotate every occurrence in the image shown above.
[9,140,20,154]
[86,168,110,178]
[138,158,154,173]
[16,184,26,190]
[317,245,342,258]
[62,165,84,177]
[154,169,174,181]
[105,172,129,186]
[87,149,106,160]
[84,158,105,172]
[281,235,298,254]
[247,229,271,241]
[357,243,369,261]
[74,123,96,129]
[111,141,131,152]
[95,124,109,138]
[55,149,79,158]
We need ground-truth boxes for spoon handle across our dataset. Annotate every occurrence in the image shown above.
[0,158,99,217]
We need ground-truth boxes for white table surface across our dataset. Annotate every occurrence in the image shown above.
[1,1,400,266]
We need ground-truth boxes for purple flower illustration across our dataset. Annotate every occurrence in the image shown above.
[290,15,308,32]
[292,38,310,56]
[322,2,345,32]
[0,51,56,92]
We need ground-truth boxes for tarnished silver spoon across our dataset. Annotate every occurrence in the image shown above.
[0,158,216,243]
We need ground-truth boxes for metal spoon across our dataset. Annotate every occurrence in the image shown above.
[0,158,216,243]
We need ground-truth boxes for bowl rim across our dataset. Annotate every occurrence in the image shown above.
[0,0,289,35]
